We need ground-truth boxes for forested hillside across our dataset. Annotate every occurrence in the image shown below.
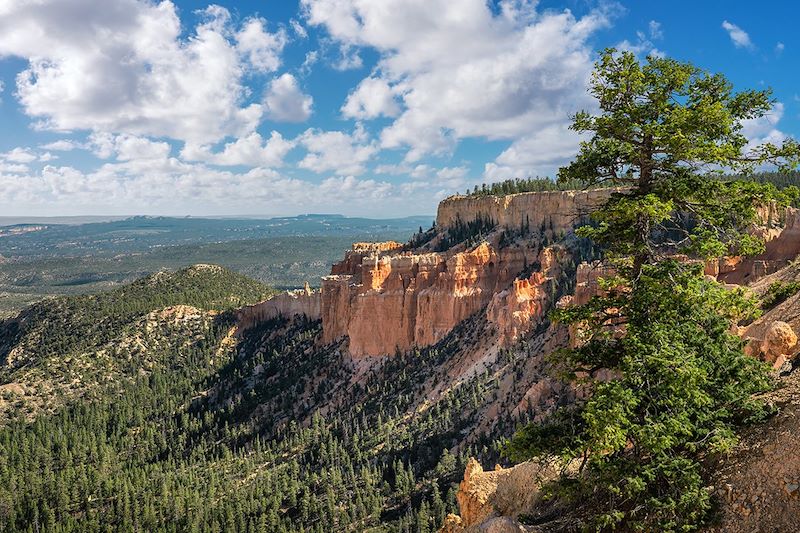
[0,261,564,532]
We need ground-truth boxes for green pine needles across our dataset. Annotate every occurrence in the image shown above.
[506,49,800,531]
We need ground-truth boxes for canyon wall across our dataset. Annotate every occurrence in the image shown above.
[485,246,566,343]
[236,285,321,332]
[712,207,800,284]
[316,189,620,357]
[436,189,617,231]
[322,240,547,357]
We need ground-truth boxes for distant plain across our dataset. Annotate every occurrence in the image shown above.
[0,214,432,316]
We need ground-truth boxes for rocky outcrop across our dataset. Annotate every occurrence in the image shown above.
[436,189,617,232]
[236,284,321,331]
[330,241,405,279]
[714,207,800,284]
[317,189,622,357]
[322,240,546,357]
[486,247,565,344]
[744,321,798,368]
[441,458,556,533]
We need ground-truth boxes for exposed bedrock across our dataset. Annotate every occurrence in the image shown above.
[236,284,321,332]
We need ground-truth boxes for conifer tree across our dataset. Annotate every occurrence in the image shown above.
[507,49,800,531]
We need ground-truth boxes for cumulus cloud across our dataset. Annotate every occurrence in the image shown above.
[341,77,401,119]
[722,20,754,49]
[302,0,610,168]
[484,123,587,181]
[0,1,288,143]
[375,162,467,188]
[182,131,294,167]
[319,175,392,200]
[236,17,288,73]
[741,101,788,151]
[264,73,314,122]
[0,162,30,174]
[40,139,82,151]
[0,150,412,216]
[1,147,38,163]
[298,126,377,176]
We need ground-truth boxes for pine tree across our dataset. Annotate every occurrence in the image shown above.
[507,49,800,531]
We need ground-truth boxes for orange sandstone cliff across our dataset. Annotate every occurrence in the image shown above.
[237,189,615,357]
[318,189,615,357]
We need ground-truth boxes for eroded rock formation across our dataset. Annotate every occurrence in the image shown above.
[486,247,566,344]
[236,284,321,332]
[441,458,557,533]
[317,189,620,357]
[712,206,800,284]
[322,240,549,357]
[436,189,616,233]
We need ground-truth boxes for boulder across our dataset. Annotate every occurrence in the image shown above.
[760,321,798,368]
[441,458,555,532]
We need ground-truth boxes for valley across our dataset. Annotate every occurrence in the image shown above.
[2,181,800,531]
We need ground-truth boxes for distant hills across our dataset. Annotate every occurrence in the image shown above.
[0,214,432,317]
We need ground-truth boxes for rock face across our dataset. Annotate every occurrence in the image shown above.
[486,247,565,344]
[317,189,620,357]
[441,458,554,533]
[714,207,800,284]
[322,240,548,357]
[436,189,617,233]
[236,285,321,332]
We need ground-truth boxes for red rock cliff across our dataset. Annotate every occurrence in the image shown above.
[322,240,543,356]
[320,189,618,357]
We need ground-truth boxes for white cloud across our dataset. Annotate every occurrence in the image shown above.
[776,42,785,55]
[0,150,418,217]
[484,123,585,181]
[112,134,171,161]
[332,43,363,71]
[182,131,294,167]
[298,126,377,175]
[341,77,400,119]
[0,162,29,173]
[0,1,280,144]
[84,132,171,161]
[40,139,82,151]
[319,175,392,200]
[291,19,308,39]
[616,35,664,59]
[264,73,314,122]
[299,50,320,76]
[616,23,665,59]
[722,20,754,49]
[741,102,788,152]
[375,162,467,188]
[302,0,610,167]
[2,147,38,163]
[434,166,469,189]
[648,20,663,40]
[236,17,288,73]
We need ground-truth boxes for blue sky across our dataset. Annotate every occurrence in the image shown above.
[0,0,796,217]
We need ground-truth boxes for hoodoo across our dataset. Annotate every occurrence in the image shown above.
[240,189,615,356]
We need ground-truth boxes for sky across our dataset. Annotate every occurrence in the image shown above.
[0,0,797,218]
